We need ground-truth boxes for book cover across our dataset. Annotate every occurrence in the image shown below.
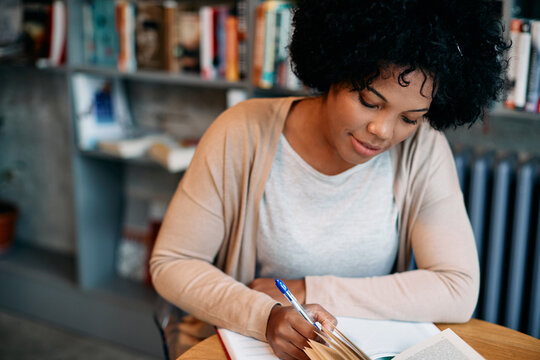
[505,19,523,109]
[163,1,179,72]
[49,0,66,66]
[525,20,540,113]
[225,15,240,81]
[93,0,118,67]
[82,0,96,64]
[71,73,131,150]
[22,0,51,62]
[200,6,217,80]
[514,19,532,110]
[252,2,268,87]
[260,2,279,88]
[236,0,248,79]
[176,9,201,73]
[115,0,136,72]
[135,1,165,70]
[216,5,230,79]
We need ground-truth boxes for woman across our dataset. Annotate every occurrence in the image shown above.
[150,1,509,359]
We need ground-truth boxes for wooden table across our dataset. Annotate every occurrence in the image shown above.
[178,319,540,360]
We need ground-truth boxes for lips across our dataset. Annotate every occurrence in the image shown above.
[350,135,382,157]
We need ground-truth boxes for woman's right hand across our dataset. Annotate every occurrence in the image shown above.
[266,304,337,360]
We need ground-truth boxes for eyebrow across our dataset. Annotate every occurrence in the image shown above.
[367,86,429,113]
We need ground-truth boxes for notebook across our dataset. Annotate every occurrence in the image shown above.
[216,317,441,360]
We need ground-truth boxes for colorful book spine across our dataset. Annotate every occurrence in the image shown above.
[260,3,279,88]
[47,0,67,66]
[525,20,540,113]
[200,6,216,80]
[93,0,118,67]
[236,0,248,79]
[115,0,136,72]
[225,15,240,81]
[82,0,96,64]
[163,1,178,72]
[505,19,523,109]
[514,20,532,110]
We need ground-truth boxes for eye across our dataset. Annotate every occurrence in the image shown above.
[358,94,378,109]
[401,116,418,125]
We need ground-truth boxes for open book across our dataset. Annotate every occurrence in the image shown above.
[217,317,485,360]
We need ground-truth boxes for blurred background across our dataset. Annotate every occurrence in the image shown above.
[0,0,539,358]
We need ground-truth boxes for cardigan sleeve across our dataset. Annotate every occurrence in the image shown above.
[304,130,480,323]
[149,108,278,341]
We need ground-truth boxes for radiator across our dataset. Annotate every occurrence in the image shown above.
[454,149,540,338]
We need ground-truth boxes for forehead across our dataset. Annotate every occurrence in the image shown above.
[374,66,435,99]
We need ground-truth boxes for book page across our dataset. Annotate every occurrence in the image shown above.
[394,328,485,360]
[335,317,440,359]
[217,327,276,360]
[217,317,440,360]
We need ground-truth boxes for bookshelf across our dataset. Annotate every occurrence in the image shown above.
[0,0,538,358]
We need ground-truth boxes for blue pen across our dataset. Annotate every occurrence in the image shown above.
[275,278,322,330]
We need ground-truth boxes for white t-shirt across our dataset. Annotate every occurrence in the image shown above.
[256,134,398,279]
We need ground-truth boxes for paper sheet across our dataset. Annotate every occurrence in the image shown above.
[216,317,440,360]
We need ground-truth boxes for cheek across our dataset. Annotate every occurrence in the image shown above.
[391,123,420,145]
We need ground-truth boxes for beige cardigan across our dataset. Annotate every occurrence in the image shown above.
[150,97,479,342]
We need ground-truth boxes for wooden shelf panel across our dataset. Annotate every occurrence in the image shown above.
[69,65,251,89]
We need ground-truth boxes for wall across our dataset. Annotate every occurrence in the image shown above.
[0,67,75,253]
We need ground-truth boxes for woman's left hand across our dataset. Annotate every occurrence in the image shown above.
[249,278,306,303]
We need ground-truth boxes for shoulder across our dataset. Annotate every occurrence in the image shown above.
[206,97,294,136]
[395,121,453,167]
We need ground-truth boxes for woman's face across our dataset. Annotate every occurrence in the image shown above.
[322,67,434,166]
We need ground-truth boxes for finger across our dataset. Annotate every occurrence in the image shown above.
[272,335,310,360]
[283,340,311,360]
[306,304,338,329]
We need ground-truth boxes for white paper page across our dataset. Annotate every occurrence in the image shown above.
[336,317,440,359]
[393,328,485,360]
[217,317,440,360]
[217,327,277,360]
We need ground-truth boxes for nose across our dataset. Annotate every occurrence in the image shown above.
[367,112,394,141]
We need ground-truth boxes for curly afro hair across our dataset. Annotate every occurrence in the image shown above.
[289,0,510,130]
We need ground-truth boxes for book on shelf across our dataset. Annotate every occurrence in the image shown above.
[92,0,118,67]
[97,134,198,173]
[43,0,67,67]
[176,8,201,74]
[22,0,51,62]
[199,5,217,80]
[163,1,178,72]
[514,19,532,110]
[71,73,132,150]
[22,0,66,67]
[217,317,485,360]
[525,20,540,113]
[134,1,165,70]
[115,0,136,72]
[97,133,171,158]
[505,17,540,114]
[252,1,301,90]
[148,137,198,173]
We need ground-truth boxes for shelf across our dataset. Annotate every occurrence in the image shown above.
[80,150,189,174]
[0,243,76,287]
[69,65,251,89]
[489,105,540,121]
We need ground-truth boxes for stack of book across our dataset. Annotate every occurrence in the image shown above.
[252,0,302,90]
[82,0,247,81]
[21,0,67,67]
[505,18,540,114]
